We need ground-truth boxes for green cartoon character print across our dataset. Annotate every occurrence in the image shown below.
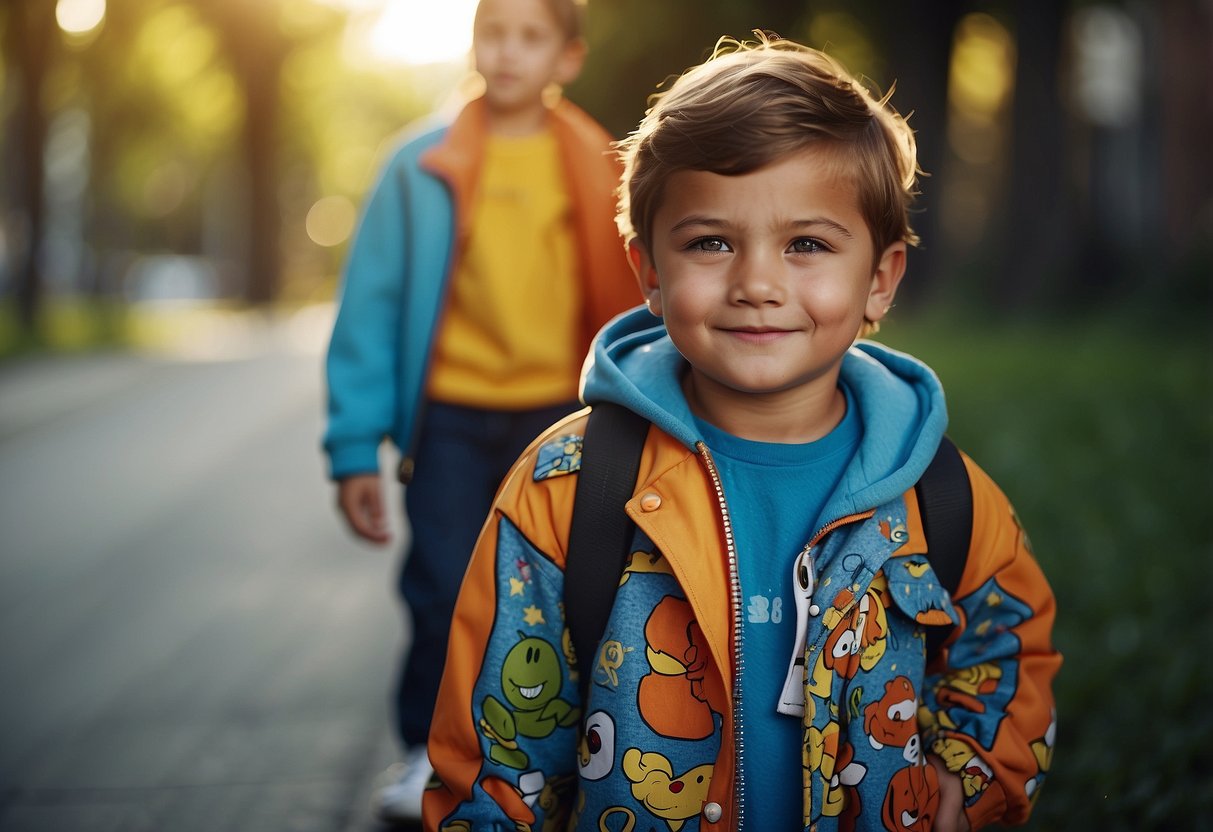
[479,632,580,769]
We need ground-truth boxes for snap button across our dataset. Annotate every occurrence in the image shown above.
[639,491,662,512]
[702,802,723,823]
[808,603,821,616]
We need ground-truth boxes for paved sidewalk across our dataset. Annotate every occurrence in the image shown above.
[0,308,413,832]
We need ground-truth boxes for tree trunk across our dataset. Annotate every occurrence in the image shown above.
[1158,1,1213,281]
[195,0,284,305]
[238,47,281,305]
[1000,0,1069,307]
[878,0,966,298]
[5,3,57,333]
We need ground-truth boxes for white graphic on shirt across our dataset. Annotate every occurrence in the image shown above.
[747,594,783,624]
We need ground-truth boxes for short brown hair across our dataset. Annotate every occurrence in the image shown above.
[475,0,586,41]
[616,34,921,259]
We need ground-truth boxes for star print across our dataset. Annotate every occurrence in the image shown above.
[509,577,525,596]
[523,605,545,626]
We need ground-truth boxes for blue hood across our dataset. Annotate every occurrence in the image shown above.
[580,306,949,519]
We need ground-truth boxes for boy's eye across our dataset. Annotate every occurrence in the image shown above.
[790,238,827,254]
[689,237,731,253]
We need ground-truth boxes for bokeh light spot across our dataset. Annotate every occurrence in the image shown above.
[949,13,1015,121]
[306,196,357,247]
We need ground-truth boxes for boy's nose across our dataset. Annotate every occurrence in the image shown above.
[499,36,526,61]
[729,255,785,306]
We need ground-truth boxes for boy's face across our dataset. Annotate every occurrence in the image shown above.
[631,146,905,429]
[473,0,584,117]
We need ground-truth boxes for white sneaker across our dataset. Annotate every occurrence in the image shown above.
[373,745,433,824]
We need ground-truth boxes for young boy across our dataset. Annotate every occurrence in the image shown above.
[424,35,1060,832]
[323,0,635,822]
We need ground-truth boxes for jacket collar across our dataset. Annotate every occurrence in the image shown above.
[418,97,489,247]
[418,96,600,243]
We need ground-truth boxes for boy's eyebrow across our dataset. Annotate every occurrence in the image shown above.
[669,215,855,239]
[797,218,855,239]
[668,215,725,233]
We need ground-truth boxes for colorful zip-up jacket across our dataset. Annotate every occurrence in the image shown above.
[323,96,636,480]
[424,308,1060,831]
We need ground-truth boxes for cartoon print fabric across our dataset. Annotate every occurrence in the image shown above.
[440,518,582,831]
[800,505,961,831]
[576,537,724,832]
[798,506,1046,830]
[439,514,724,832]
[533,433,583,481]
[434,449,1056,831]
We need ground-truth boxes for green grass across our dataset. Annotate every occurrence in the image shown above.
[877,314,1213,829]
[0,298,132,356]
[0,298,309,360]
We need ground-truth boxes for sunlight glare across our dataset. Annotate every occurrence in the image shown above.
[367,0,478,66]
[56,0,106,37]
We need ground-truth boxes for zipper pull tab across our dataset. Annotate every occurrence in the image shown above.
[777,546,815,717]
[796,544,815,597]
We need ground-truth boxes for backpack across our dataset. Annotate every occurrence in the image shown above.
[564,402,972,704]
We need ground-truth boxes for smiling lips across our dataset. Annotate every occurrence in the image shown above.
[722,326,797,344]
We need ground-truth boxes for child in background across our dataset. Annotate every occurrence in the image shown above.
[424,34,1060,832]
[323,0,635,822]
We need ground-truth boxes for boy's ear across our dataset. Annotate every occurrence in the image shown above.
[554,37,588,86]
[628,240,663,317]
[864,241,907,326]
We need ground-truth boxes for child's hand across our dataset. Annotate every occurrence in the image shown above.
[927,753,972,832]
[336,474,391,545]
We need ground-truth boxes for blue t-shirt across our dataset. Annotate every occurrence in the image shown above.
[694,387,861,829]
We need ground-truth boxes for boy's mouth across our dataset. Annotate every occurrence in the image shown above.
[724,326,794,344]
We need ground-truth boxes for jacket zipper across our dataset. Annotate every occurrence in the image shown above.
[696,442,745,829]
[793,512,872,819]
[695,441,873,827]
[799,512,873,589]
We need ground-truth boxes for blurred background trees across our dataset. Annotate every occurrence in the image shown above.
[0,0,465,345]
[1,0,1209,348]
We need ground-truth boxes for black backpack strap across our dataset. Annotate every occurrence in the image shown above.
[565,403,649,705]
[916,436,973,658]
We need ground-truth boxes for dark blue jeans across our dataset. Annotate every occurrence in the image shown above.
[396,400,579,748]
